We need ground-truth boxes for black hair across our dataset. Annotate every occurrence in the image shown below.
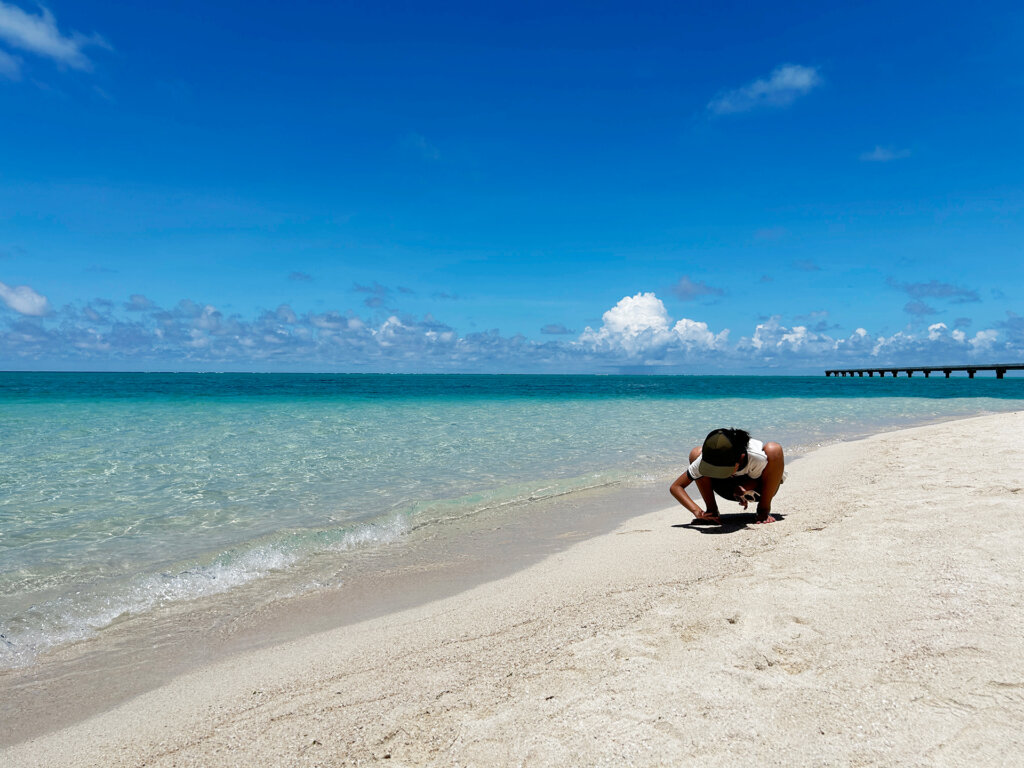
[721,428,750,463]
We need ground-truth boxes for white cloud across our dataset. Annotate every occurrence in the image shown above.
[673,318,728,350]
[968,329,998,351]
[599,292,670,336]
[860,146,911,162]
[868,322,1001,360]
[0,2,107,72]
[0,280,50,315]
[0,289,1016,372]
[741,316,836,357]
[578,292,728,356]
[708,64,821,115]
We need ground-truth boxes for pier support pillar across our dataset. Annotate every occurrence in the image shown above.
[924,370,931,378]
[968,369,976,379]
[997,368,1006,379]
[906,370,913,377]
[944,369,951,378]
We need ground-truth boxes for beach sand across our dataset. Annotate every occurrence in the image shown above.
[4,411,1023,767]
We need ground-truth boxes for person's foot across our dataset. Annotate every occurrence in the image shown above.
[753,511,776,524]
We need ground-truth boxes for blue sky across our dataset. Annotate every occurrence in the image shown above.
[1,0,1022,372]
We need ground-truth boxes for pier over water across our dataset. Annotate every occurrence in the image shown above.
[825,364,1024,379]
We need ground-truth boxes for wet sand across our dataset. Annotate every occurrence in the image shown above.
[4,411,1023,767]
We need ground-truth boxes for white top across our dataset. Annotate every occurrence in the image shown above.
[687,438,768,480]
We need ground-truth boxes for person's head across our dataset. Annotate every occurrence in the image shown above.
[697,428,750,478]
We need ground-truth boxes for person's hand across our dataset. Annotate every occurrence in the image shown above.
[694,509,721,524]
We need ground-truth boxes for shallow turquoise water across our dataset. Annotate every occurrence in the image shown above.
[2,372,1022,665]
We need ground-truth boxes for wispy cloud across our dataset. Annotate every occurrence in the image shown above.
[288,271,313,282]
[888,278,980,303]
[0,2,108,73]
[541,323,574,335]
[0,45,19,79]
[708,64,821,115]
[354,281,392,308]
[904,300,938,316]
[860,146,911,162]
[0,279,50,315]
[403,132,441,161]
[670,275,724,302]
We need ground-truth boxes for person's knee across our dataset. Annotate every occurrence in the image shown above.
[688,445,701,462]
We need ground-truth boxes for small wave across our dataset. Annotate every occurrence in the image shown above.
[0,513,418,669]
[0,545,297,669]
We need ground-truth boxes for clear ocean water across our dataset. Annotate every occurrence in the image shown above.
[2,371,1023,667]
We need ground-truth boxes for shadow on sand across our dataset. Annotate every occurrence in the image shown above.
[673,512,787,534]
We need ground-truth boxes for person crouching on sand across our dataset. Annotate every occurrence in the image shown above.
[670,428,785,525]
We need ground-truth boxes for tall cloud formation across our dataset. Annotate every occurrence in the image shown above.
[0,286,1015,372]
[708,64,821,115]
[578,293,728,359]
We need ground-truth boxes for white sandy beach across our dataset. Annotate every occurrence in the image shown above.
[4,411,1024,767]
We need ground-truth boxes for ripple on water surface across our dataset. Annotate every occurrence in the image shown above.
[2,373,1022,665]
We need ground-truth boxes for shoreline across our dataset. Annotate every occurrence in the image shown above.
[4,410,1023,765]
[0,403,973,743]
[0,478,675,746]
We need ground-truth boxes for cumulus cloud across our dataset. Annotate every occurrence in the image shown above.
[124,294,156,312]
[670,275,723,301]
[969,329,998,351]
[0,280,49,315]
[866,321,1002,361]
[577,292,728,357]
[860,146,911,162]
[0,2,108,72]
[708,64,821,115]
[739,316,836,359]
[0,289,1014,372]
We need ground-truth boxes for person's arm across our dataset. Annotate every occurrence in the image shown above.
[754,441,784,524]
[670,471,720,522]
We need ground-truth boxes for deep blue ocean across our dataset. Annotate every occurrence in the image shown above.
[2,372,1023,666]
